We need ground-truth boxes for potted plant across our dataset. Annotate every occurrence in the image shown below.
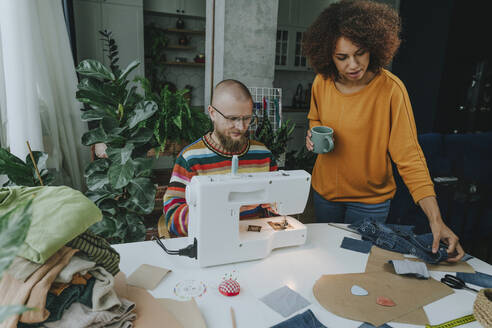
[136,76,212,156]
[76,32,158,243]
[254,115,295,167]
[0,148,54,186]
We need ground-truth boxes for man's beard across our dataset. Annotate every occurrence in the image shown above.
[215,128,249,153]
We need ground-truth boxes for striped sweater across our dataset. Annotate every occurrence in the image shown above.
[163,133,277,236]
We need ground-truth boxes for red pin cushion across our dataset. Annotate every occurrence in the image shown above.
[218,279,240,296]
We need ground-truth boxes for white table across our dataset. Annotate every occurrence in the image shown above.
[113,224,492,328]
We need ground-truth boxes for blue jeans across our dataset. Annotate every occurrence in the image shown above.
[350,219,449,264]
[271,310,327,328]
[456,271,492,288]
[313,190,391,224]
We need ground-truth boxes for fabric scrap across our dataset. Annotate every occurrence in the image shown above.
[359,323,393,328]
[341,237,373,254]
[388,259,430,279]
[0,186,102,264]
[260,286,311,317]
[351,285,369,296]
[67,231,120,275]
[42,298,135,328]
[270,309,327,328]
[0,247,71,328]
[127,264,170,290]
[457,271,492,288]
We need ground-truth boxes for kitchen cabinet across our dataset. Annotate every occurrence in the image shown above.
[73,0,145,80]
[275,26,311,71]
[144,0,205,18]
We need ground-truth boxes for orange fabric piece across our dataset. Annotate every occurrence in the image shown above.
[49,273,92,296]
[308,69,436,204]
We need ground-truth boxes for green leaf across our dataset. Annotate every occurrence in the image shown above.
[172,115,182,130]
[81,108,112,122]
[127,101,158,129]
[85,186,120,204]
[0,305,32,323]
[88,216,119,241]
[0,199,32,278]
[76,59,115,81]
[123,213,146,242]
[108,160,134,189]
[123,177,156,214]
[0,149,33,186]
[106,143,134,165]
[117,60,140,82]
[81,126,107,146]
[133,158,154,177]
[86,172,109,191]
[25,151,48,172]
[84,159,110,177]
[98,199,118,216]
[131,128,153,145]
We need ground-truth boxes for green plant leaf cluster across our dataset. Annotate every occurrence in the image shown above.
[285,147,316,173]
[0,200,33,323]
[137,77,212,154]
[254,116,295,162]
[0,149,55,187]
[77,54,157,243]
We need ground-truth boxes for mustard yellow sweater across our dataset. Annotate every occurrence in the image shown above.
[308,69,435,204]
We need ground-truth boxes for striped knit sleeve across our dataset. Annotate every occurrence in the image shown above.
[163,153,196,236]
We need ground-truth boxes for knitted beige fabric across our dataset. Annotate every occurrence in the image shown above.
[474,288,492,328]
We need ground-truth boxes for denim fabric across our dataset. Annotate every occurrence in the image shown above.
[271,310,327,328]
[359,323,393,328]
[341,237,373,254]
[456,271,492,288]
[313,190,391,224]
[350,219,448,264]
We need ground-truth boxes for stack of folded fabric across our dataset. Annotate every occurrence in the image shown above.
[0,186,136,328]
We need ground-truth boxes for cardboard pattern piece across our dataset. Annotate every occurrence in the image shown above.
[158,298,207,328]
[313,271,454,327]
[114,272,184,328]
[365,246,475,274]
[127,264,171,290]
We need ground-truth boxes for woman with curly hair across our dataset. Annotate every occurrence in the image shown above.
[304,0,463,261]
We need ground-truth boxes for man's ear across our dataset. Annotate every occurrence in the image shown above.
[207,105,215,120]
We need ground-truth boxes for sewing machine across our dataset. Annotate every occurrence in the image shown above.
[186,169,311,267]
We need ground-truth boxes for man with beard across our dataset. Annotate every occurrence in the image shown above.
[162,79,278,237]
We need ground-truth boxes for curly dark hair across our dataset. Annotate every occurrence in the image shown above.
[303,0,401,79]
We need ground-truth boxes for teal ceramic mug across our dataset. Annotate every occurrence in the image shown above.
[311,126,334,154]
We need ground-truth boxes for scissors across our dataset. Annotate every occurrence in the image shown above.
[440,274,479,293]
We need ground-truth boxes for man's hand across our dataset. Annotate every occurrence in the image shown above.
[428,219,465,262]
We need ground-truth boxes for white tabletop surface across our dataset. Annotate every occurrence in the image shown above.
[113,223,492,328]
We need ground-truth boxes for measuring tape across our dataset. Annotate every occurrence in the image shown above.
[425,314,476,328]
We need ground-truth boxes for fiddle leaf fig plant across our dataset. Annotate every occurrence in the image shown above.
[0,148,55,187]
[77,34,157,243]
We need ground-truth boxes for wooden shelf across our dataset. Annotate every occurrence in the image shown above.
[164,61,204,67]
[165,28,205,35]
[165,45,195,50]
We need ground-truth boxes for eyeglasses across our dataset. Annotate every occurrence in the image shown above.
[211,105,257,126]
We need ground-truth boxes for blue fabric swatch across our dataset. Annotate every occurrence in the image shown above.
[359,323,393,328]
[270,309,327,328]
[261,286,311,318]
[341,237,373,254]
[456,271,492,288]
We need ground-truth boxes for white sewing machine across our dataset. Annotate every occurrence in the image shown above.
[186,169,311,267]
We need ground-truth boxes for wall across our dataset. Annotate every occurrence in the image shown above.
[205,0,279,106]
